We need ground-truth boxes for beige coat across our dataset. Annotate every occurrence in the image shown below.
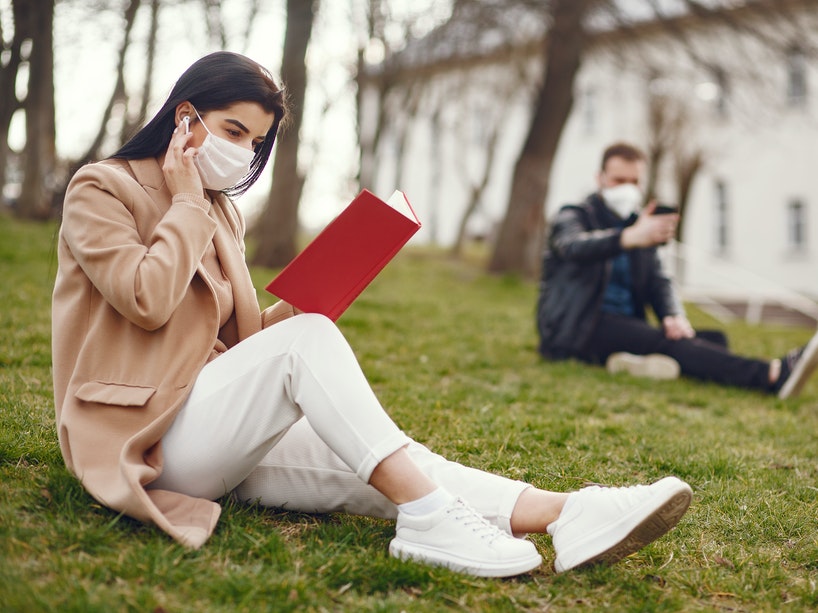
[52,157,293,548]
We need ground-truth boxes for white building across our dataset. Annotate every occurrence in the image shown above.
[359,1,818,320]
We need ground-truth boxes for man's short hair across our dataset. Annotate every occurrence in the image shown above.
[600,142,646,171]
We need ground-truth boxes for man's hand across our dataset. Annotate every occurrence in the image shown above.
[620,202,678,249]
[663,315,695,340]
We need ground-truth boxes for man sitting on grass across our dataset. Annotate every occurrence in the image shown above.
[536,141,818,398]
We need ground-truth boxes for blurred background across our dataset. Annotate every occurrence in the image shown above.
[2,0,817,326]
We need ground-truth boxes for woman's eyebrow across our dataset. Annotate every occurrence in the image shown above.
[225,118,266,141]
[225,118,249,133]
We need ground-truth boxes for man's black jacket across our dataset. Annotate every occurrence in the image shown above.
[536,192,683,360]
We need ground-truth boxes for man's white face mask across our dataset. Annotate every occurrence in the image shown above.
[600,183,643,219]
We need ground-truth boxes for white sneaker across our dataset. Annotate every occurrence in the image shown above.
[548,476,692,573]
[390,497,542,577]
[778,330,818,399]
[606,352,680,380]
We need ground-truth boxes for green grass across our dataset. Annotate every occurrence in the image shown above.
[1,213,816,612]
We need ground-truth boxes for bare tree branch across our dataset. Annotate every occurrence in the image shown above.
[451,122,501,257]
[202,0,227,49]
[77,0,141,164]
[122,0,160,142]
[239,0,263,55]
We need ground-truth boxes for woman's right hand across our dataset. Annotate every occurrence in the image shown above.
[163,123,203,196]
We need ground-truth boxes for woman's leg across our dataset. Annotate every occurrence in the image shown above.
[234,416,542,534]
[150,314,415,499]
[152,313,690,576]
[149,314,541,577]
[235,416,693,574]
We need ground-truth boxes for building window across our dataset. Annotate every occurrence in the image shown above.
[787,199,807,252]
[714,180,729,255]
[786,45,808,106]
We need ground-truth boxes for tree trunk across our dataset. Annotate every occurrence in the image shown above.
[451,125,500,258]
[251,0,317,268]
[127,0,160,140]
[17,0,56,219]
[674,150,702,245]
[79,0,141,165]
[203,0,227,50]
[357,70,389,191]
[488,0,597,276]
[672,150,702,286]
[0,1,25,205]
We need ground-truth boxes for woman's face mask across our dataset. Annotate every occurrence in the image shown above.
[600,183,644,218]
[191,107,255,191]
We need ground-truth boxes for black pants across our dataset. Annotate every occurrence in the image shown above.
[578,313,772,391]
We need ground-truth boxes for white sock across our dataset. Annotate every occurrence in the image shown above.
[397,487,455,516]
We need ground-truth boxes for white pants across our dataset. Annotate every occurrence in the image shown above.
[150,314,528,533]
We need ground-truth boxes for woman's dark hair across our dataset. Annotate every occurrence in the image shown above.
[112,51,287,197]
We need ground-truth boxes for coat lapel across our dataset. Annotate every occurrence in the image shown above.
[128,158,172,215]
[209,196,263,340]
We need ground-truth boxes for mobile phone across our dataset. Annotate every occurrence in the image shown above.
[653,203,678,215]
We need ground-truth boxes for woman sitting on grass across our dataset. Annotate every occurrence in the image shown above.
[51,51,692,577]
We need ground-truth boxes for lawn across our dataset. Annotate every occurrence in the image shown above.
[1,213,816,612]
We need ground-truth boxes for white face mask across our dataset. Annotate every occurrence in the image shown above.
[191,108,255,191]
[600,183,643,218]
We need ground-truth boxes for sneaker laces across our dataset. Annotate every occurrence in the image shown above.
[447,498,507,543]
[577,483,655,512]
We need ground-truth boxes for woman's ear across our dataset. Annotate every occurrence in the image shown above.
[174,101,194,127]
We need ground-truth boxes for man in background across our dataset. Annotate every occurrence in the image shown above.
[536,142,816,398]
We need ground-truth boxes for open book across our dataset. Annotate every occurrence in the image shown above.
[265,189,421,321]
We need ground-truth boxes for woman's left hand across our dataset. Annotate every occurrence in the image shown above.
[262,301,303,328]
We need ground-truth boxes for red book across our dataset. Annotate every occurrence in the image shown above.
[265,189,421,321]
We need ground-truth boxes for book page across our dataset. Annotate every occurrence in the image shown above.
[386,190,419,223]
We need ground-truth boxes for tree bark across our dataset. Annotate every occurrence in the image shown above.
[78,0,141,166]
[674,149,702,245]
[127,0,160,141]
[251,0,317,268]
[488,0,598,276]
[0,2,25,206]
[451,125,500,257]
[672,150,702,286]
[17,0,56,219]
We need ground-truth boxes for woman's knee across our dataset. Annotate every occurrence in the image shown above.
[289,313,350,353]
[297,312,337,330]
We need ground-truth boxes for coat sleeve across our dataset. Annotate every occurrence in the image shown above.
[61,163,217,331]
[261,301,298,328]
[645,249,684,319]
[549,206,625,263]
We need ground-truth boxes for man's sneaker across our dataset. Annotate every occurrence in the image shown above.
[776,330,818,399]
[390,497,542,577]
[548,476,692,573]
[606,352,680,380]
